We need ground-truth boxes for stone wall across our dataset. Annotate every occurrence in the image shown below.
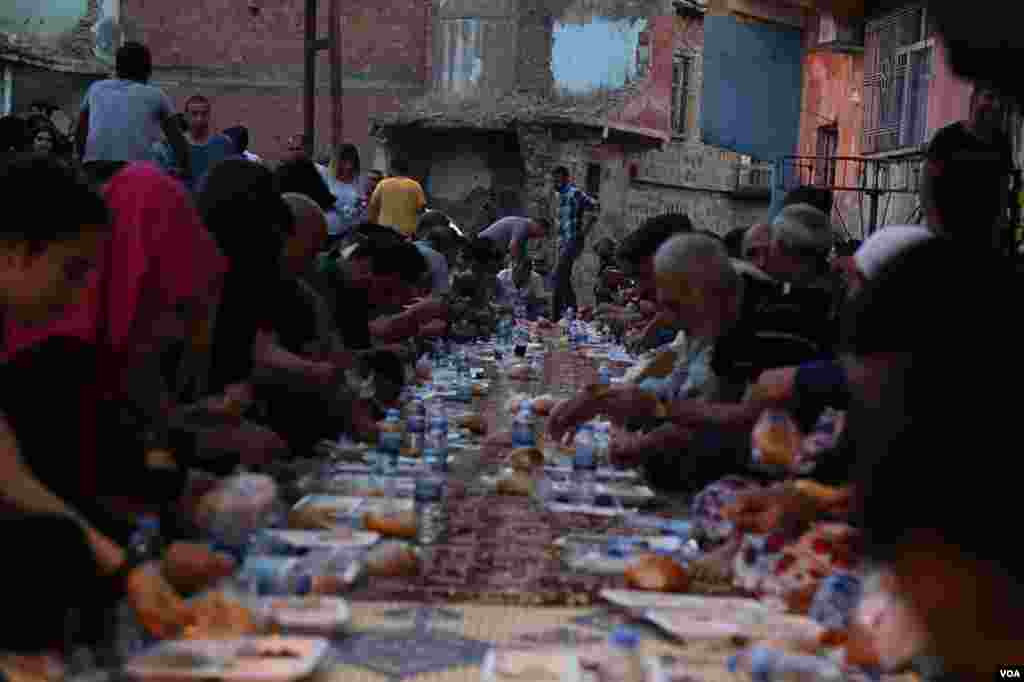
[7,62,99,118]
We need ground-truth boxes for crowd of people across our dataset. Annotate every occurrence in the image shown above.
[0,29,1020,682]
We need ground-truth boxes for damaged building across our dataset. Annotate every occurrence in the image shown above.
[0,1,118,121]
[371,0,772,305]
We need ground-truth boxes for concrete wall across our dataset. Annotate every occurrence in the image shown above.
[925,37,971,140]
[123,0,431,162]
[7,61,99,117]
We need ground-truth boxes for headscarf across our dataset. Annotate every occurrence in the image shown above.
[2,162,227,498]
[852,225,933,281]
[4,162,227,362]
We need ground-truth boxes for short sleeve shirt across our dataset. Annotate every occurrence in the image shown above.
[371,177,426,237]
[556,183,596,245]
[414,241,451,294]
[187,135,236,192]
[82,79,174,163]
[479,217,532,250]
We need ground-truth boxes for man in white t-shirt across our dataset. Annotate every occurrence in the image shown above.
[77,42,190,180]
[496,260,547,319]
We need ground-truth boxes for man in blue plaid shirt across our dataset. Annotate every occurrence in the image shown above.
[550,165,598,320]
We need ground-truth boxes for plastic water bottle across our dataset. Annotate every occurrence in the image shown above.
[605,626,647,682]
[573,425,597,506]
[112,515,165,662]
[598,363,611,386]
[405,402,426,458]
[237,550,356,597]
[380,409,402,456]
[727,646,843,682]
[424,417,449,472]
[131,515,163,561]
[593,422,611,468]
[414,475,446,545]
[511,404,536,448]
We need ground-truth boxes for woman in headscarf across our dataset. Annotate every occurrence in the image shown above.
[0,156,214,654]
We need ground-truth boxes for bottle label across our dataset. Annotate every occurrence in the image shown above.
[380,430,402,454]
[241,556,300,595]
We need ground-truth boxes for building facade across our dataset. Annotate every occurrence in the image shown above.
[0,1,114,124]
[708,0,1022,237]
[372,0,771,305]
[120,0,432,164]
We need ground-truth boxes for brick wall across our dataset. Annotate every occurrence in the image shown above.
[123,0,431,162]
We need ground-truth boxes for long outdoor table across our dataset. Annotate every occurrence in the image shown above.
[344,349,724,607]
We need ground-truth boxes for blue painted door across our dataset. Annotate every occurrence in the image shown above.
[701,14,803,220]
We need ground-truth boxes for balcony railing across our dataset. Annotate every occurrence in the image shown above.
[778,153,925,194]
[734,161,773,198]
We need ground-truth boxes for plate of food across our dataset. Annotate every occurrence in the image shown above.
[125,637,330,682]
[264,596,350,635]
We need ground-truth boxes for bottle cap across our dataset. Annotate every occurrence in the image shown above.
[609,626,640,650]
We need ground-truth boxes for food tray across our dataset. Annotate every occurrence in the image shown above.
[124,637,329,682]
[263,597,350,635]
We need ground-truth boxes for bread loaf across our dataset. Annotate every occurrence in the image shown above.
[624,553,690,593]
[364,510,418,539]
[508,447,545,472]
[365,541,420,577]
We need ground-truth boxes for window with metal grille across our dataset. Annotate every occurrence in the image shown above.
[863,6,933,154]
[672,52,694,137]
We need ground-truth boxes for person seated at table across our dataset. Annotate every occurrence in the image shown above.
[591,236,625,307]
[315,226,444,352]
[549,234,746,484]
[704,238,978,628]
[496,257,548,319]
[254,193,378,450]
[650,225,935,465]
[550,232,829,490]
[853,309,1023,679]
[0,155,236,651]
[599,213,693,351]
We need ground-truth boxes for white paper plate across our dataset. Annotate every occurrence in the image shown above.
[546,502,634,517]
[125,637,329,682]
[481,649,666,682]
[293,495,413,519]
[265,597,351,634]
[600,590,767,614]
[265,529,380,550]
[543,466,640,481]
[642,609,743,640]
[546,482,655,506]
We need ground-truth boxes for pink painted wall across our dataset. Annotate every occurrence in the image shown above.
[607,15,674,142]
[926,37,973,138]
[797,49,864,160]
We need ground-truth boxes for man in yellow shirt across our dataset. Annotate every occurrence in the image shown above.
[367,156,426,238]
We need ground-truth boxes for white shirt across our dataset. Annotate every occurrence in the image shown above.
[497,267,544,304]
